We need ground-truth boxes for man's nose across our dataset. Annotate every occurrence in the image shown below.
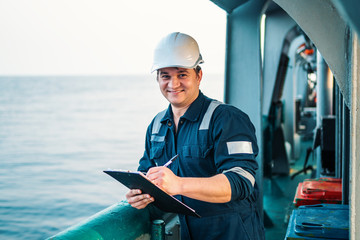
[169,77,180,88]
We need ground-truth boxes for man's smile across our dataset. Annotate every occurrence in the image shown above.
[167,89,185,93]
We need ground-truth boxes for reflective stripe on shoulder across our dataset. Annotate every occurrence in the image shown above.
[227,141,253,155]
[223,167,255,187]
[152,109,167,135]
[199,100,223,130]
[151,135,165,142]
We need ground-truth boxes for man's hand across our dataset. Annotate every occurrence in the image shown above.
[125,189,154,209]
[146,166,181,195]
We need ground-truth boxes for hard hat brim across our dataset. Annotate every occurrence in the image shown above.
[151,56,204,73]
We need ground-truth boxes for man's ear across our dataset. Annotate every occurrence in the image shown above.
[197,69,203,84]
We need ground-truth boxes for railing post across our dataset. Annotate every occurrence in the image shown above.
[151,219,165,240]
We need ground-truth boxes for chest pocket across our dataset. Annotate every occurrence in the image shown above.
[182,144,211,158]
[150,141,165,159]
[181,143,215,177]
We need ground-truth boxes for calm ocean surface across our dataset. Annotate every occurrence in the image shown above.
[0,75,223,239]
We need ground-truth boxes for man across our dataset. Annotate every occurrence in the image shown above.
[126,32,265,240]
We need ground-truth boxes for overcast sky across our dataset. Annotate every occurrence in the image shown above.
[0,0,226,76]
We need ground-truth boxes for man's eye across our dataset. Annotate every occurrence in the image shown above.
[160,75,170,79]
[179,74,187,78]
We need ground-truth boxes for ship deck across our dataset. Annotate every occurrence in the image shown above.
[264,139,315,239]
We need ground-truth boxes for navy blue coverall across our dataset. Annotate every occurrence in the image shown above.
[138,91,265,240]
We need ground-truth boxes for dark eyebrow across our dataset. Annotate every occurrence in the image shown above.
[159,68,189,75]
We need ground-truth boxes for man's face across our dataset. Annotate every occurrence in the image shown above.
[157,67,202,109]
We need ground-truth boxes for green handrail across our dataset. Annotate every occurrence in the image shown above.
[47,201,152,240]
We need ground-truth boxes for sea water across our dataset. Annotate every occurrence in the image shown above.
[0,75,223,239]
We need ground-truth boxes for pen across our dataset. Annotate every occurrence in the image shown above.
[163,154,179,167]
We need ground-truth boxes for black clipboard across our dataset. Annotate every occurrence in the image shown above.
[104,170,201,218]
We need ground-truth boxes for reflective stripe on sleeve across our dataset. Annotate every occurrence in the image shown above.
[223,167,255,187]
[226,141,253,155]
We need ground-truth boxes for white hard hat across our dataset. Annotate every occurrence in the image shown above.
[151,32,204,73]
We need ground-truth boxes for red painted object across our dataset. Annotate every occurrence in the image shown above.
[293,178,342,207]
